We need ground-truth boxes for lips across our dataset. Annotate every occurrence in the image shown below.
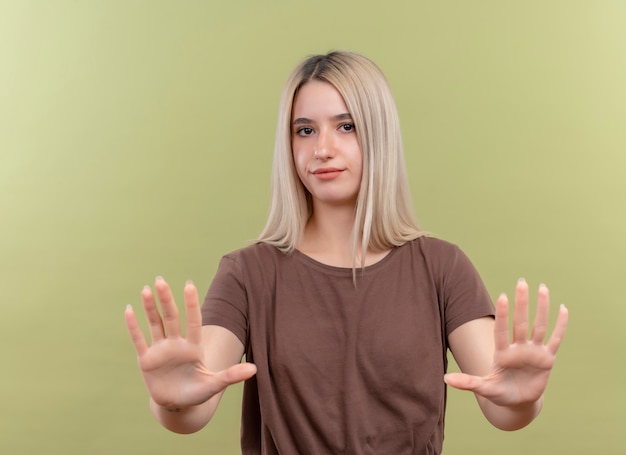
[312,167,343,175]
[311,167,344,180]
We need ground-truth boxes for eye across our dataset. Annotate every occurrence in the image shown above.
[339,123,355,133]
[296,127,314,137]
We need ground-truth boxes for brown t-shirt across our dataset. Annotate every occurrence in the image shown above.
[202,236,494,455]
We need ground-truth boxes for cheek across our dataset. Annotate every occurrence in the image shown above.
[292,146,309,181]
[349,143,364,176]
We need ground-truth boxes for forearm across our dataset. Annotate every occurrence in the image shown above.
[149,396,220,434]
[477,395,543,431]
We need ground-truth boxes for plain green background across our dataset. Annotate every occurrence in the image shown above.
[1,1,624,453]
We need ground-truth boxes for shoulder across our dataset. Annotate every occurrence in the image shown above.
[220,242,289,275]
[223,242,282,261]
[402,235,464,260]
[209,243,286,294]
[398,236,479,277]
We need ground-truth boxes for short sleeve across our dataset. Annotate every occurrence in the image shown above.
[439,243,495,336]
[201,255,249,346]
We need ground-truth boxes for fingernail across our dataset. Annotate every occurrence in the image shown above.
[185,279,194,286]
[156,275,164,281]
[126,304,133,312]
[518,277,526,283]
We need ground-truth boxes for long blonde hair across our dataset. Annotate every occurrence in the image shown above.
[258,51,424,267]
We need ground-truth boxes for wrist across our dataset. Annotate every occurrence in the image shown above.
[504,395,543,414]
[479,395,544,431]
[164,406,185,413]
[150,398,191,415]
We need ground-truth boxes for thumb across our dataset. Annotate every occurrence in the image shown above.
[444,372,485,392]
[214,363,257,389]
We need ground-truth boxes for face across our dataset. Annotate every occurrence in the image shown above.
[291,80,363,209]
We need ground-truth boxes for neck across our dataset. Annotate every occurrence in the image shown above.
[301,203,355,265]
[298,202,390,268]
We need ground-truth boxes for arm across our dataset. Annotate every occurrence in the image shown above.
[446,279,568,431]
[125,278,256,434]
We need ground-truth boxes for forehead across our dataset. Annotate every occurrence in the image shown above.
[292,80,349,118]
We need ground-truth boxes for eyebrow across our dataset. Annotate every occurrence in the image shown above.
[292,113,353,125]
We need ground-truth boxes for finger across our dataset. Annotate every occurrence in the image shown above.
[212,363,257,391]
[184,280,202,345]
[125,305,149,356]
[154,277,181,338]
[142,285,165,343]
[547,304,569,355]
[531,283,550,344]
[494,293,510,351]
[444,372,485,392]
[513,278,529,343]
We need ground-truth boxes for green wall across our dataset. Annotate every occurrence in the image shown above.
[1,1,624,453]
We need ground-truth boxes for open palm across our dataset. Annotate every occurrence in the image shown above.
[125,278,255,409]
[445,280,569,407]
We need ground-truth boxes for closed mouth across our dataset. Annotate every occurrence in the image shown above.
[312,167,343,174]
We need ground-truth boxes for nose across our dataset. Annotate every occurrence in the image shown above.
[314,129,334,160]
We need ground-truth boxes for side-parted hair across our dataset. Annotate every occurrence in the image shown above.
[258,51,424,268]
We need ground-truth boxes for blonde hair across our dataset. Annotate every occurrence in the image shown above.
[258,51,424,267]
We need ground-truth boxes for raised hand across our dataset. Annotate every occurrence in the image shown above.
[125,277,256,411]
[445,279,569,408]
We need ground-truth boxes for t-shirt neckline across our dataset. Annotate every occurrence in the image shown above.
[292,247,398,275]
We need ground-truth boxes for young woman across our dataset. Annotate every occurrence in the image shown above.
[125,51,568,454]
